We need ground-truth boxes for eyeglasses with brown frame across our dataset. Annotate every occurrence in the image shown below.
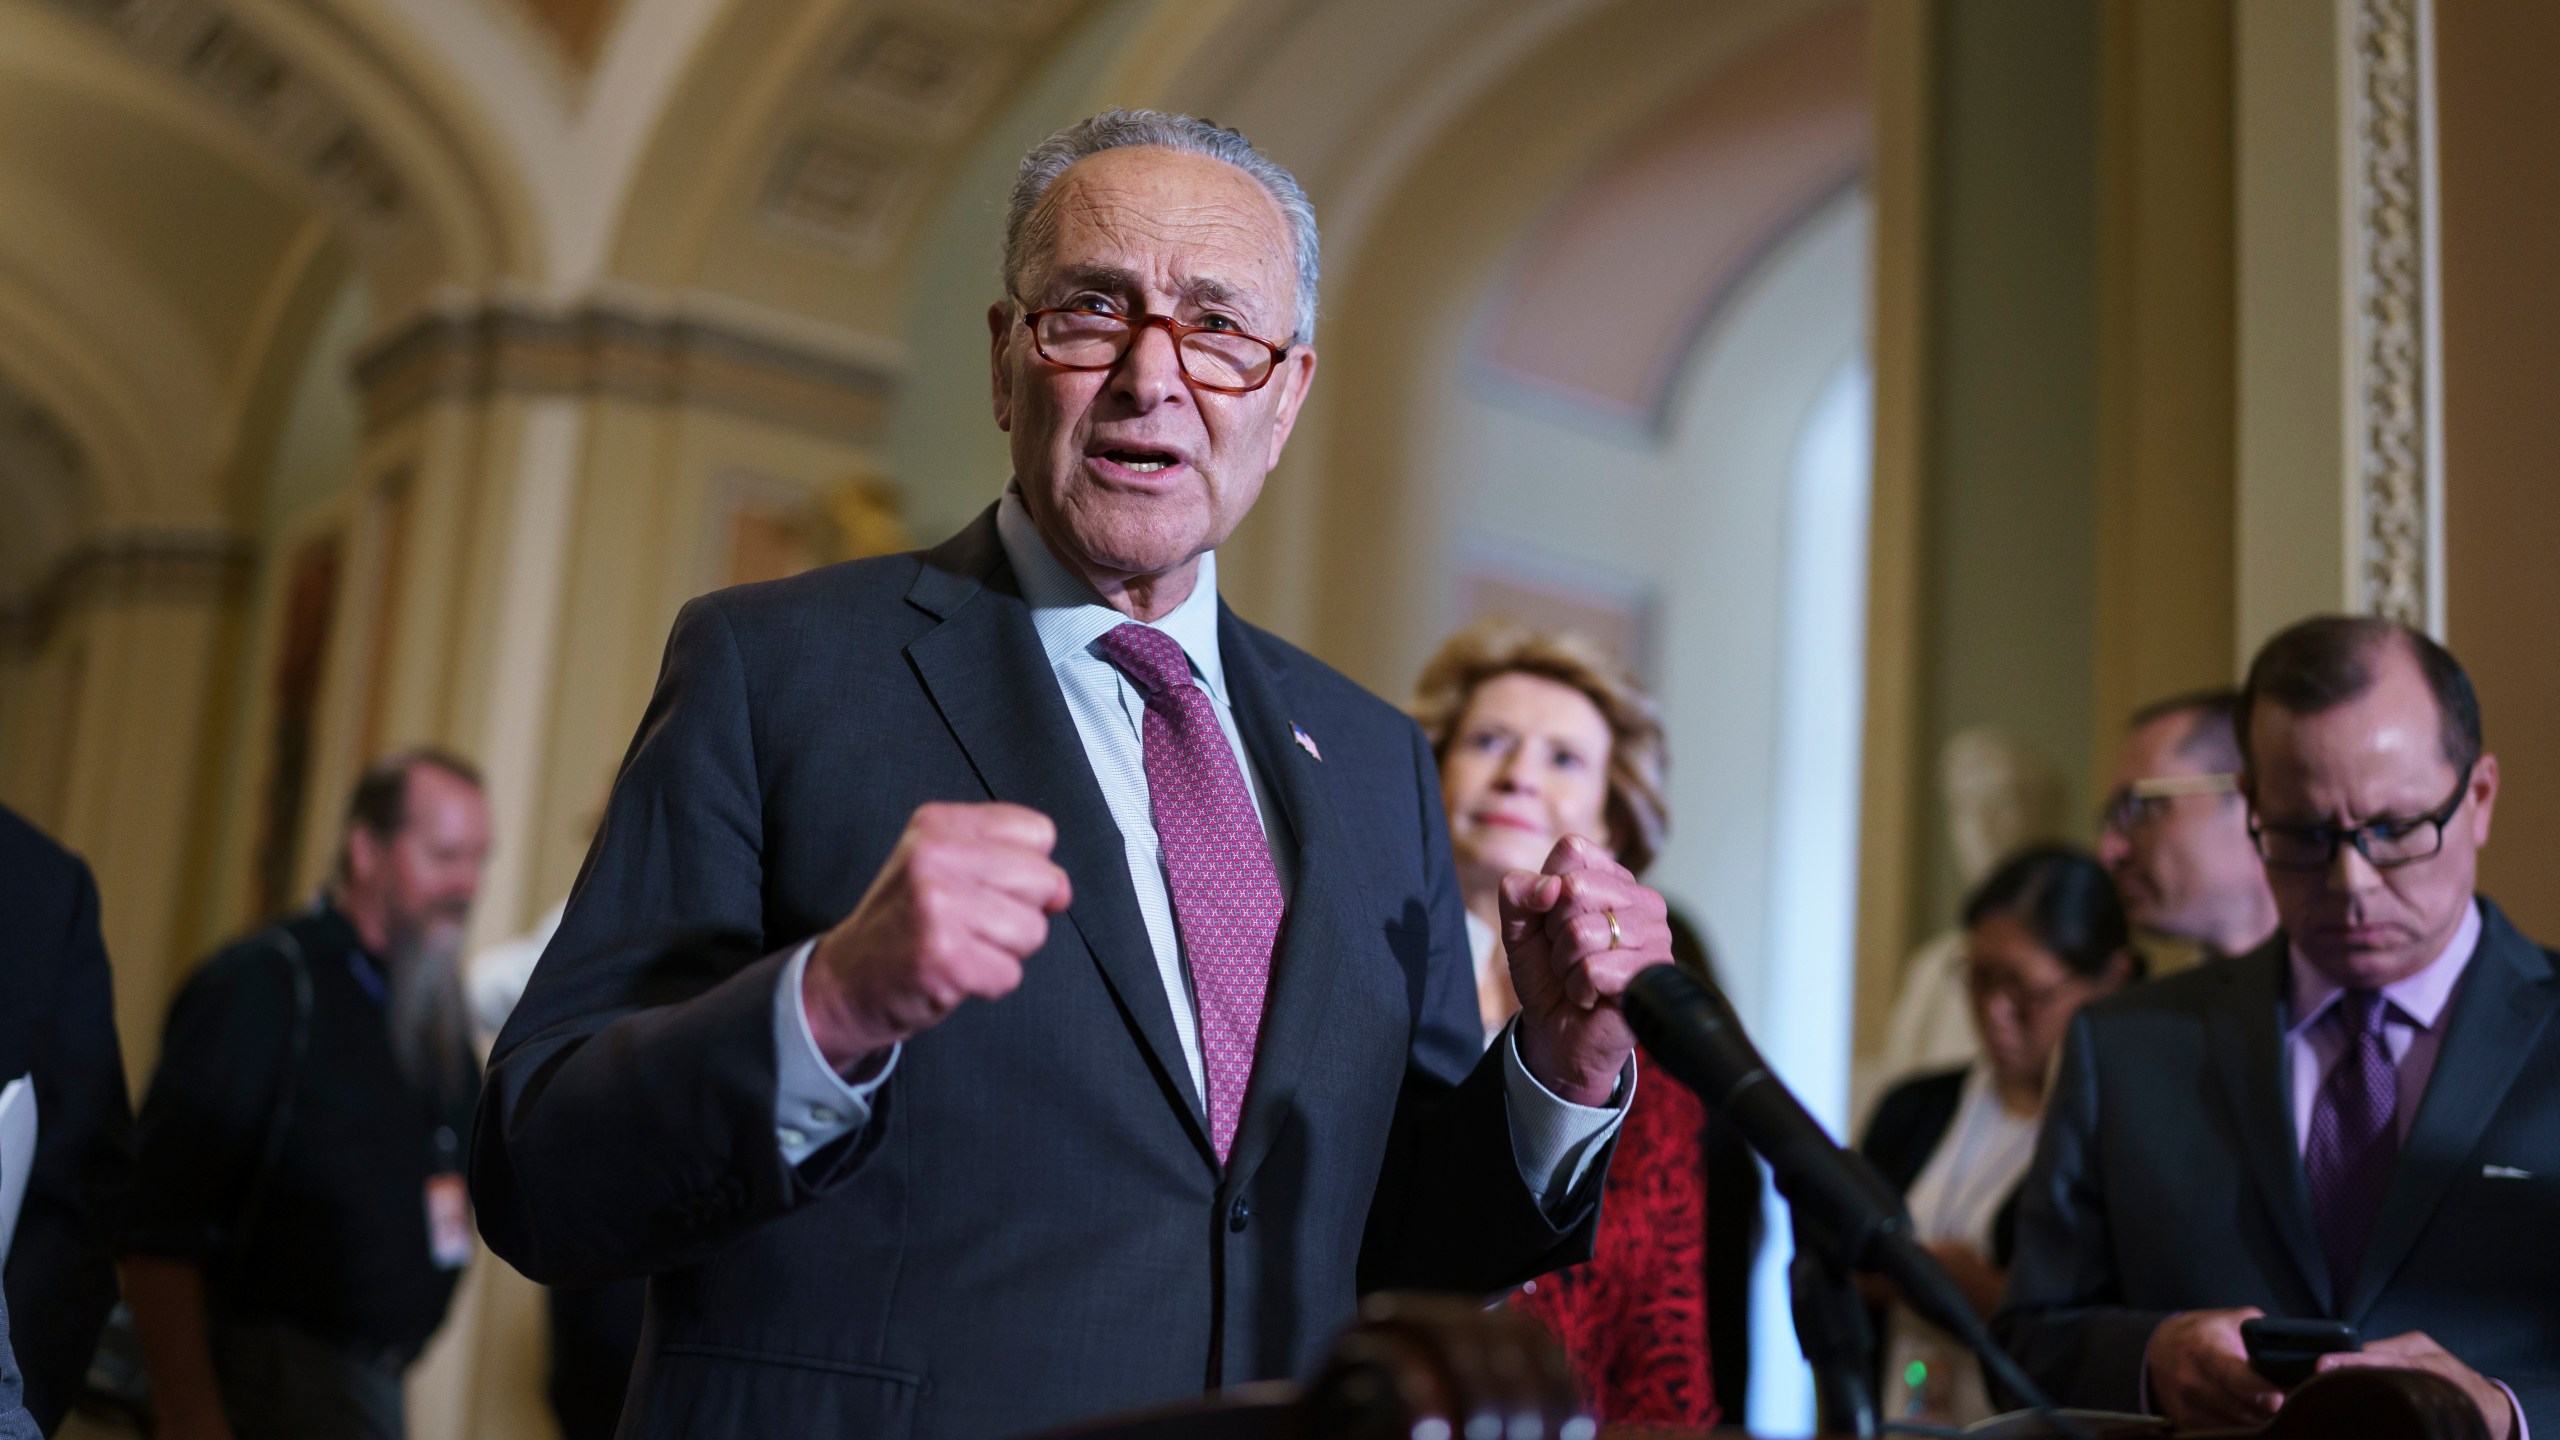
[1017,305,1292,394]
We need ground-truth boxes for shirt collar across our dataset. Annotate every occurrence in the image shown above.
[2285,897,2483,1038]
[994,484,1230,705]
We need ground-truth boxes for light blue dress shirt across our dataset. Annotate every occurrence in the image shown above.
[768,489,1627,1207]
[0,1285,37,1440]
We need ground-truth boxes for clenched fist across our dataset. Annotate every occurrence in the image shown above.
[1500,834,1668,1106]
[803,802,1073,1072]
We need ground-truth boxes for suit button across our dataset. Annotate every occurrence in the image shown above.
[1227,1199,1251,1233]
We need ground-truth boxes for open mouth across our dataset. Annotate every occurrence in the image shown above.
[1091,446,1185,475]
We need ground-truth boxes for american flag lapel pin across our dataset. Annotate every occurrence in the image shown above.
[1291,722,1322,761]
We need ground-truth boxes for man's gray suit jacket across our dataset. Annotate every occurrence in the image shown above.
[1995,897,2560,1427]
[469,507,1605,1439]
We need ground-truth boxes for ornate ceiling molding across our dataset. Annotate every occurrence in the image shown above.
[46,0,409,237]
[759,0,1083,263]
[0,375,96,599]
[354,299,899,441]
[2347,0,2444,633]
[0,528,254,651]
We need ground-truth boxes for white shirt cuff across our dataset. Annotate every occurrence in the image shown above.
[771,940,899,1168]
[2494,1379,2526,1440]
[1498,1020,1633,1213]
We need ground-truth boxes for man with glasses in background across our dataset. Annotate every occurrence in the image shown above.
[1997,615,2555,1438]
[2096,691,2279,966]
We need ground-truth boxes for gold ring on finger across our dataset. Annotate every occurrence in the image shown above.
[1605,909,1622,950]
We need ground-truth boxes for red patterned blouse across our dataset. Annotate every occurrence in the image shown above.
[1508,1049,1718,1428]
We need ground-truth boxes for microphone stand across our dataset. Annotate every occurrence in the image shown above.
[1790,1204,1882,1439]
[1623,964,2090,1440]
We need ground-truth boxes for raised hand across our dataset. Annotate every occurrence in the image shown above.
[803,802,1073,1072]
[1498,834,1669,1106]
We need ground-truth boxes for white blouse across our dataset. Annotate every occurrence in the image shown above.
[1881,1062,2041,1427]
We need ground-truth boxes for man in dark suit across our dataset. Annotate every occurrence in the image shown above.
[1997,616,2554,1437]
[0,803,133,1434]
[471,109,1669,1440]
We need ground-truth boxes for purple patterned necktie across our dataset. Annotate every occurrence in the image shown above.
[2304,988,2399,1298]
[1094,622,1284,1164]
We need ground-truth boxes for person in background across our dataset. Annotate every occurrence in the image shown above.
[1413,619,1715,1428]
[124,750,491,1440]
[1858,846,2137,1428]
[1998,616,2552,1436]
[1861,729,2068,1121]
[0,803,133,1434]
[2097,690,2280,965]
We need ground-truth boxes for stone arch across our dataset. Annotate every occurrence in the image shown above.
[605,0,1109,341]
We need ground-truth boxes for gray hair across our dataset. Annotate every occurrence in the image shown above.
[1003,109,1321,346]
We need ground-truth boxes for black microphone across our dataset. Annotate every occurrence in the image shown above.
[1623,963,2077,1433]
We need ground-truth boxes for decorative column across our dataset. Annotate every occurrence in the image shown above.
[340,293,899,1440]
[2235,0,2445,654]
[2346,0,2445,635]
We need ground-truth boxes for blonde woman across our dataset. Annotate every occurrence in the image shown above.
[1414,620,1715,1427]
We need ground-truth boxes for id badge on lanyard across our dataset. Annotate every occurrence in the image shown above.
[425,1123,472,1270]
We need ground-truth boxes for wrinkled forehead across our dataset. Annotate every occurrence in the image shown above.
[1020,147,1297,313]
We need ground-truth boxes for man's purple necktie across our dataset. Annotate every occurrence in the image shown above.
[1095,622,1283,1164]
[2304,988,2399,1298]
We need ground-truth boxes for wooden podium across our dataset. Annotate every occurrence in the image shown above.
[1030,1294,2491,1440]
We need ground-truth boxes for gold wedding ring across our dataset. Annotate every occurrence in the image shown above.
[1605,909,1622,950]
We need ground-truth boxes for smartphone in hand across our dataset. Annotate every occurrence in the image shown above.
[2240,1317,2359,1388]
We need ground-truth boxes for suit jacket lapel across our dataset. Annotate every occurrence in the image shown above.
[1217,610,1358,1189]
[2345,899,2560,1320]
[902,509,1211,1145]
[2207,946,2335,1312]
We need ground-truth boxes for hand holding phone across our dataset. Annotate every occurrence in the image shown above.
[2241,1317,2359,1388]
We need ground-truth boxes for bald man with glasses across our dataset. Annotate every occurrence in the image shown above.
[1997,616,2556,1439]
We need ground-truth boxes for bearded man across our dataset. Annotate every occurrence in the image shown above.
[126,750,490,1440]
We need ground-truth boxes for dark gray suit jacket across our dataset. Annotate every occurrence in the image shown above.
[471,509,1603,1440]
[0,805,131,1433]
[1995,898,2560,1427]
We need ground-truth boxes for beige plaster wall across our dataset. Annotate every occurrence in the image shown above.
[2092,0,2237,755]
[2233,0,2353,651]
[1906,0,2103,930]
[2436,0,2560,944]
[1859,0,2247,1053]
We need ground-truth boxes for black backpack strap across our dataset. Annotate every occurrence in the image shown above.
[223,927,314,1277]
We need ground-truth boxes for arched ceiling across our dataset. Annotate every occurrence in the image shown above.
[0,0,1873,605]
[0,374,94,597]
[1479,0,1868,428]
[607,0,1100,345]
[0,0,538,600]
[0,1,328,557]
